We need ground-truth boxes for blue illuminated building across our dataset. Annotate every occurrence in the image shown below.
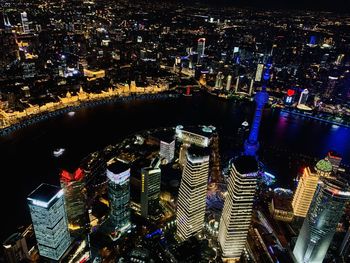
[309,36,316,45]
[244,61,270,156]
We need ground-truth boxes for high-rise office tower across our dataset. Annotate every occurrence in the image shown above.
[197,38,206,64]
[218,155,258,260]
[315,158,333,178]
[140,159,161,218]
[292,167,319,218]
[293,176,350,263]
[27,184,71,261]
[107,161,131,234]
[60,168,87,234]
[324,75,338,99]
[226,75,232,91]
[244,62,270,157]
[254,63,264,82]
[160,138,175,163]
[298,89,309,106]
[325,151,342,173]
[20,12,30,33]
[176,147,210,241]
[215,72,224,89]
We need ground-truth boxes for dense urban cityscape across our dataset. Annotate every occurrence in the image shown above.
[1,0,350,263]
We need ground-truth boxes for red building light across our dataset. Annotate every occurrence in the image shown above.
[60,168,84,182]
[287,89,295,97]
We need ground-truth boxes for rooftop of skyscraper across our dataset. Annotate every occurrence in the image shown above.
[27,183,61,203]
[107,160,130,175]
[233,155,258,175]
[187,146,211,159]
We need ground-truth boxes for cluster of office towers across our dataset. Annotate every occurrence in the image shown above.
[292,151,350,263]
[175,125,260,262]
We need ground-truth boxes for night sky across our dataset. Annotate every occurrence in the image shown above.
[199,0,350,12]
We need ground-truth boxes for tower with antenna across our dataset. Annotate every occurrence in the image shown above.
[243,60,271,157]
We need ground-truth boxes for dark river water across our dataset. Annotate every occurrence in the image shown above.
[1,93,349,241]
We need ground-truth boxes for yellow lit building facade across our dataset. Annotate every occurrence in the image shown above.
[292,167,319,217]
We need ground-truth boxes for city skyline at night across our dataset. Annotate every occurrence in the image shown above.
[1,0,350,262]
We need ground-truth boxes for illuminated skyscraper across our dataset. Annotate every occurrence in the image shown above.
[160,138,175,163]
[141,159,161,218]
[226,75,232,91]
[20,12,30,33]
[60,168,87,234]
[218,155,258,260]
[292,167,319,218]
[254,63,264,82]
[215,72,224,89]
[244,62,270,156]
[298,89,309,106]
[293,176,350,263]
[197,38,206,64]
[324,75,339,99]
[27,184,71,261]
[107,161,131,235]
[176,147,210,241]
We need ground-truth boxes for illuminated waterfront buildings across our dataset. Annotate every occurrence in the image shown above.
[107,161,131,236]
[292,167,319,218]
[27,184,71,261]
[298,89,309,106]
[60,167,87,234]
[218,155,258,260]
[293,176,350,263]
[176,147,210,241]
[140,160,161,218]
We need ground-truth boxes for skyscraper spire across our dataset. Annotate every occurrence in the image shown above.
[244,60,271,156]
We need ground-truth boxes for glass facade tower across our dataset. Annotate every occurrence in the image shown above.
[293,176,350,263]
[140,165,161,218]
[60,167,87,234]
[27,183,71,261]
[107,161,131,234]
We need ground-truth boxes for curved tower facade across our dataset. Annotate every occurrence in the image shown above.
[218,155,259,260]
[293,176,350,263]
[176,147,210,241]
